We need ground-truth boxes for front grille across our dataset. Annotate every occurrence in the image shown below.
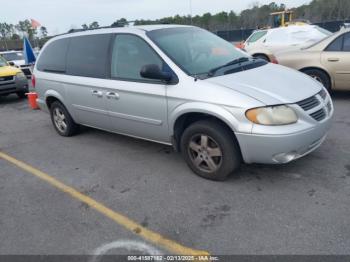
[21,68,32,76]
[297,90,331,122]
[319,89,327,100]
[310,109,326,121]
[0,87,16,92]
[0,76,14,81]
[297,96,320,111]
[327,102,332,113]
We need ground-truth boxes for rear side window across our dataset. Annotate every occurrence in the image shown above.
[66,34,111,78]
[37,38,69,72]
[326,36,343,51]
[247,31,267,43]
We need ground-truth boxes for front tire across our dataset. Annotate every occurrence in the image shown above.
[50,101,79,137]
[180,120,241,181]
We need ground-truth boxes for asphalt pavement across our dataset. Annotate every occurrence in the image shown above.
[0,91,349,256]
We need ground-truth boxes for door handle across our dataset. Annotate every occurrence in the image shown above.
[328,58,340,62]
[106,92,120,100]
[91,90,103,98]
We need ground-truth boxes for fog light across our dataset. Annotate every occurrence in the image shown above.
[273,152,298,163]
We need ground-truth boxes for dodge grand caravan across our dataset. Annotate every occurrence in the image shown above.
[33,25,333,181]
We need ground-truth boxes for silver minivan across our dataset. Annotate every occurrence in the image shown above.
[34,25,333,181]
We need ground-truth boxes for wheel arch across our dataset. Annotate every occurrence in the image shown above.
[299,66,334,90]
[252,53,270,61]
[169,103,242,151]
[45,90,66,109]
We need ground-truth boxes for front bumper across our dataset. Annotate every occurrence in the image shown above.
[0,76,28,96]
[236,116,332,164]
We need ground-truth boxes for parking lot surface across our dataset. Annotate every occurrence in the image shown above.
[0,92,350,255]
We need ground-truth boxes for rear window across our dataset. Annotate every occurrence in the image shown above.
[66,34,111,78]
[37,38,69,73]
[247,31,267,43]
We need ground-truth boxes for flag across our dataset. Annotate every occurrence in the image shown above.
[23,37,36,64]
[31,19,41,29]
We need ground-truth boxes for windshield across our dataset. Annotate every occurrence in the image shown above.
[2,52,23,61]
[0,56,8,67]
[247,30,268,43]
[147,27,250,76]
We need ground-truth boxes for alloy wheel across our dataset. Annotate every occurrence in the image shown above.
[187,134,223,173]
[53,107,67,133]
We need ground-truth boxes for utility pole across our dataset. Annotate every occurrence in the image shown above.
[189,0,193,25]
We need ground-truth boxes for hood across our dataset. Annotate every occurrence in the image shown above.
[0,66,21,77]
[11,60,26,66]
[204,63,322,105]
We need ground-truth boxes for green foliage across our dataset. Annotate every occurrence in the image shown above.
[111,18,129,27]
[131,0,350,30]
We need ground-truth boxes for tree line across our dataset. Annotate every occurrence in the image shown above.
[0,19,48,49]
[1,0,350,48]
[129,0,350,30]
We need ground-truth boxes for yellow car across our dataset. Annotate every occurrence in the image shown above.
[0,55,28,98]
[276,28,350,91]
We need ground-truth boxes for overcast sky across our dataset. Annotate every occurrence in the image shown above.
[2,0,311,34]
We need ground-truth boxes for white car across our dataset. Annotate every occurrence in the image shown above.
[243,25,332,62]
[0,51,32,78]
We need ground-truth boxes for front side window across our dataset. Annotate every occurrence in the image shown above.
[66,34,111,78]
[147,27,250,77]
[111,34,164,82]
[37,38,69,72]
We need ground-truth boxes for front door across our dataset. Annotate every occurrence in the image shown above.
[321,32,350,90]
[106,34,170,143]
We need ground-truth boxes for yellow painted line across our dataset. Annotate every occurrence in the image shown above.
[0,151,209,256]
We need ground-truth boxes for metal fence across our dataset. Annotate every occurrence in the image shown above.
[0,38,47,52]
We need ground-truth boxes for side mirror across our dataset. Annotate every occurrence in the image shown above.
[140,64,172,82]
[8,61,15,66]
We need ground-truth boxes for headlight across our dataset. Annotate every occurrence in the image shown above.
[246,105,298,125]
[16,72,26,79]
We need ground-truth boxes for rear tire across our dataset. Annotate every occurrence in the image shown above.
[50,101,79,137]
[180,120,241,181]
[16,91,26,99]
[302,69,331,92]
[253,54,270,62]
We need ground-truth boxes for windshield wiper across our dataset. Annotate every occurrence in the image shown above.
[208,57,250,77]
